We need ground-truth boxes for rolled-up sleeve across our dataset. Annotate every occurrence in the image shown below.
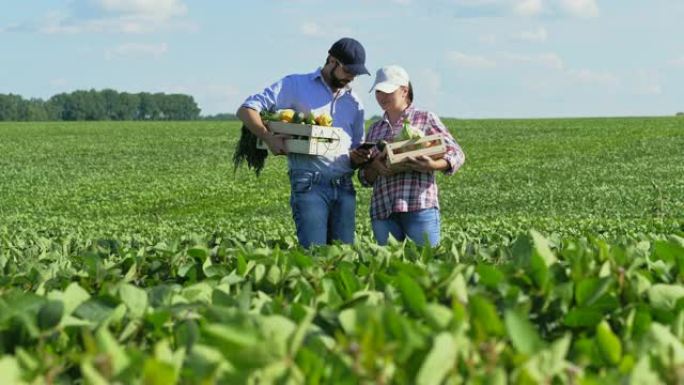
[427,112,465,176]
[241,77,287,113]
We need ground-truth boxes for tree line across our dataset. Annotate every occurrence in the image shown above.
[0,90,211,121]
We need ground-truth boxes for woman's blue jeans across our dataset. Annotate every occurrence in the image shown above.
[371,208,441,247]
[289,170,356,248]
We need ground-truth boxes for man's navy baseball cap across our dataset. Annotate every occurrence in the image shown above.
[328,37,370,76]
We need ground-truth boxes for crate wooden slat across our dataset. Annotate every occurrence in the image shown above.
[386,134,446,167]
[256,137,344,156]
[266,121,341,139]
[255,121,346,156]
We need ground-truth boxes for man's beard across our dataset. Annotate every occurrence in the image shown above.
[330,63,351,88]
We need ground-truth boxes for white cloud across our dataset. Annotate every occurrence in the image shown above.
[449,0,599,18]
[515,27,548,42]
[300,22,321,37]
[636,84,663,95]
[504,52,564,69]
[479,34,498,45]
[567,69,619,86]
[298,21,351,38]
[446,51,497,69]
[630,70,662,95]
[558,0,599,18]
[105,42,168,60]
[453,0,502,5]
[38,0,191,34]
[96,0,187,20]
[668,56,684,67]
[50,78,69,88]
[514,0,543,17]
[413,68,443,111]
[361,0,411,4]
[161,82,241,115]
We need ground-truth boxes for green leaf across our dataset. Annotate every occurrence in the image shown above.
[424,303,453,330]
[446,272,468,304]
[530,230,557,267]
[517,334,570,382]
[118,283,148,319]
[470,295,504,338]
[260,315,296,358]
[266,264,282,286]
[74,298,116,324]
[338,308,357,334]
[203,323,259,348]
[628,306,652,339]
[289,307,314,357]
[81,359,109,385]
[15,347,39,372]
[187,246,208,259]
[630,356,661,385]
[318,278,343,307]
[575,278,599,306]
[646,323,684,365]
[48,282,91,316]
[476,264,505,288]
[336,264,360,299]
[416,332,457,385]
[37,300,64,330]
[143,358,177,385]
[96,326,131,375]
[512,230,557,288]
[563,307,603,328]
[181,282,213,304]
[0,356,21,385]
[153,339,185,378]
[648,284,684,311]
[596,321,622,366]
[396,273,427,317]
[175,320,199,351]
[505,309,543,355]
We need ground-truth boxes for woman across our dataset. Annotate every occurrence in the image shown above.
[358,65,465,247]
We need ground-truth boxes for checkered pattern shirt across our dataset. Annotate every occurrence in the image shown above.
[359,105,465,220]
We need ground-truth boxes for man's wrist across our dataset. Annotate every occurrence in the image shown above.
[257,130,273,141]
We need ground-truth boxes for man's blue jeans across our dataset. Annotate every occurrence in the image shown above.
[289,170,356,248]
[371,208,441,247]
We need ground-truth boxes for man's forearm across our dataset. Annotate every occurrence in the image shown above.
[237,107,270,139]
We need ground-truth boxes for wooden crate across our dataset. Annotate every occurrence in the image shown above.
[385,134,446,169]
[266,121,341,139]
[255,121,346,156]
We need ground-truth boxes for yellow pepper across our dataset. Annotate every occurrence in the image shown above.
[315,112,333,127]
[278,109,295,123]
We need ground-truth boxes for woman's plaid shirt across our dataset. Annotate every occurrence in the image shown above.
[358,105,465,220]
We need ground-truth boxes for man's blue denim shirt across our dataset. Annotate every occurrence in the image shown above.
[241,68,365,177]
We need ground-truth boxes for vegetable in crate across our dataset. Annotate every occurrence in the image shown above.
[395,118,424,141]
[306,112,316,125]
[291,111,306,124]
[278,109,295,123]
[315,112,333,127]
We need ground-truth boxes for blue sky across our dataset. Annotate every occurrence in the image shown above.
[1,0,683,118]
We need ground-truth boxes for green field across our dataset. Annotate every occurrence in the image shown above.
[1,118,684,384]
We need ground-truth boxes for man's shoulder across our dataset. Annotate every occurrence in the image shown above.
[344,89,364,109]
[281,69,320,83]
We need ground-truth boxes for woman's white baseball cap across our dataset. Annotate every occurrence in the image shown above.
[369,65,410,93]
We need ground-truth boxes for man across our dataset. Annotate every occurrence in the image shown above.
[237,37,372,247]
